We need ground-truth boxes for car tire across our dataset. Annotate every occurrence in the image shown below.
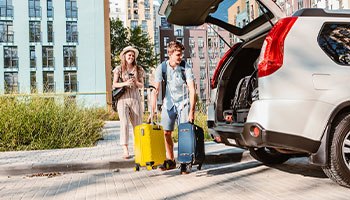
[322,113,350,188]
[249,147,291,164]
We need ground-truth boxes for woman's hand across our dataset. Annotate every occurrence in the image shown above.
[124,79,135,87]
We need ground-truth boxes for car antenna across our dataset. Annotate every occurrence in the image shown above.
[207,23,232,48]
[256,0,274,27]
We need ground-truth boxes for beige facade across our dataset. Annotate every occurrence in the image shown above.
[228,0,246,26]
[248,0,260,22]
[125,0,154,42]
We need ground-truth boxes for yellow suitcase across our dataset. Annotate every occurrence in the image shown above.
[134,123,166,171]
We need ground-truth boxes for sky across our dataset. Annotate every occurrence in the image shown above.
[210,0,237,23]
[158,0,237,23]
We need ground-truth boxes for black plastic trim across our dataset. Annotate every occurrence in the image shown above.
[209,122,321,153]
[242,123,321,153]
[309,101,350,166]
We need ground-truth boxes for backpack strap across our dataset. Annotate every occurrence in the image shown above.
[161,60,187,101]
[179,60,187,84]
[161,61,167,101]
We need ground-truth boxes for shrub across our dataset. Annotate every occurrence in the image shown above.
[0,96,104,151]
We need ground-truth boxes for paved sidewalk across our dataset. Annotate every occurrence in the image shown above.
[0,121,250,176]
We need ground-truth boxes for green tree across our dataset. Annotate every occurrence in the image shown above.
[110,18,158,72]
[110,18,128,69]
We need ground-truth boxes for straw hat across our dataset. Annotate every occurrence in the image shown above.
[119,46,139,60]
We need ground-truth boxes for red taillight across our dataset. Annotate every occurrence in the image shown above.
[215,136,221,142]
[211,42,242,89]
[258,17,297,78]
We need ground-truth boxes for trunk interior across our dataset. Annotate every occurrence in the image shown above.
[216,37,265,123]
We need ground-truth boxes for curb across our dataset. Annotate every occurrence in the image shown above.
[1,150,253,176]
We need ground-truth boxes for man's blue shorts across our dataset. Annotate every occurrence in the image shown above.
[161,105,188,131]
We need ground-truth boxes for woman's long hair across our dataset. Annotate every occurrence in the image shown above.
[120,50,140,82]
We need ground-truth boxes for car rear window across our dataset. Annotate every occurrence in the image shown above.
[318,23,350,65]
[209,0,267,28]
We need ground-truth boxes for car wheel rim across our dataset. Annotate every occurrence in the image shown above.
[342,131,350,170]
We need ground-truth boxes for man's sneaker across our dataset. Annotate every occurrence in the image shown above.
[159,160,176,171]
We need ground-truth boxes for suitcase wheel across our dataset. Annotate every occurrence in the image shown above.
[197,164,202,170]
[180,164,187,174]
[146,165,152,171]
[152,165,157,170]
[134,164,140,172]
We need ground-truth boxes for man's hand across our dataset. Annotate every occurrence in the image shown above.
[147,115,153,123]
[188,110,194,124]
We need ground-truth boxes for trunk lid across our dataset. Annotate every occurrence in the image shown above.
[159,0,285,41]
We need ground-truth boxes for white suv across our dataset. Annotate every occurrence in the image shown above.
[160,0,350,187]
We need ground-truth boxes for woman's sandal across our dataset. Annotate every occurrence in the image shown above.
[122,153,130,159]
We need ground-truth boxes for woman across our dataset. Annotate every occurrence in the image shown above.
[113,46,145,159]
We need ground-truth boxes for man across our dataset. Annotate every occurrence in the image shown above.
[148,41,196,170]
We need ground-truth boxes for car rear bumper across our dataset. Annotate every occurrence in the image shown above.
[207,122,321,153]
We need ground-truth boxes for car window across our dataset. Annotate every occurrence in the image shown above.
[209,0,270,28]
[318,23,350,65]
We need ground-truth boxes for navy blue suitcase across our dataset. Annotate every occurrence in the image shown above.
[178,122,205,173]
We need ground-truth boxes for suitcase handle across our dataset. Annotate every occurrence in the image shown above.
[149,85,160,129]
[182,84,190,123]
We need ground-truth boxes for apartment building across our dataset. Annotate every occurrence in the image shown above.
[125,0,154,42]
[109,0,126,24]
[0,0,111,107]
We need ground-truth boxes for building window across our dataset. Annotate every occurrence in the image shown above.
[29,0,41,18]
[30,72,37,92]
[64,71,77,92]
[298,0,303,9]
[133,10,138,19]
[128,9,131,19]
[130,20,138,29]
[142,20,147,33]
[63,46,77,68]
[0,20,13,43]
[0,0,13,17]
[4,72,18,94]
[133,0,137,8]
[219,38,225,48]
[176,37,183,45]
[47,21,53,43]
[29,21,41,42]
[144,0,150,8]
[66,21,78,43]
[65,0,78,18]
[4,46,18,69]
[128,0,130,8]
[200,59,205,68]
[42,46,54,68]
[47,0,53,18]
[30,46,36,69]
[43,71,55,92]
[164,36,169,47]
[198,37,204,48]
[145,9,150,20]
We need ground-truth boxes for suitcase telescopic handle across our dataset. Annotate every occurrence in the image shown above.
[149,85,160,129]
[182,84,190,123]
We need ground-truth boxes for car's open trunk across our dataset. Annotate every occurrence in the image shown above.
[215,42,263,123]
